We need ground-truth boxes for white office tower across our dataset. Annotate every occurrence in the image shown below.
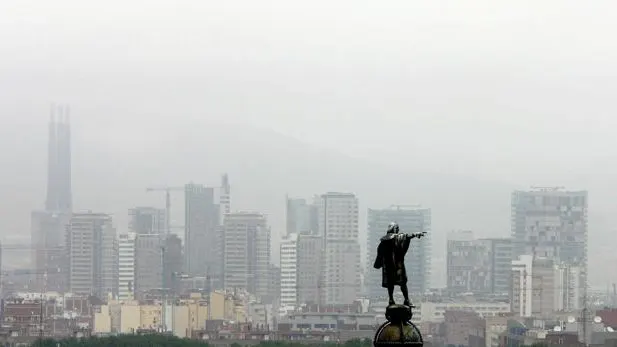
[129,207,167,235]
[68,212,118,299]
[219,174,231,223]
[223,212,271,299]
[511,188,588,305]
[118,232,136,301]
[554,263,584,311]
[280,233,298,309]
[318,192,361,305]
[511,255,533,317]
[367,206,432,297]
[512,255,561,317]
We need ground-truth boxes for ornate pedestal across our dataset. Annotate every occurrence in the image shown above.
[373,305,423,347]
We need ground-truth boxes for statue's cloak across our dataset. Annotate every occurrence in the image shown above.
[373,233,411,288]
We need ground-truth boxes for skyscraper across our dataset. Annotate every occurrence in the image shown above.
[296,234,323,305]
[445,232,512,295]
[118,232,137,301]
[511,188,588,296]
[223,212,271,299]
[184,183,220,276]
[45,104,72,214]
[162,234,183,295]
[286,196,319,235]
[366,205,432,298]
[31,104,73,293]
[135,233,163,299]
[318,192,361,305]
[280,233,298,308]
[67,212,118,299]
[219,174,231,223]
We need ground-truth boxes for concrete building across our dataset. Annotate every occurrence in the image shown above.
[280,233,298,308]
[30,211,70,293]
[67,212,118,299]
[219,174,231,224]
[367,205,432,297]
[511,255,533,317]
[162,234,183,295]
[223,212,271,299]
[184,183,220,277]
[286,196,319,235]
[482,238,513,295]
[297,234,323,305]
[318,193,361,305]
[267,264,281,305]
[118,233,136,301]
[30,107,73,293]
[511,188,588,298]
[447,230,489,294]
[128,207,166,235]
[530,257,558,317]
[446,232,513,295]
[554,263,583,312]
[135,234,162,299]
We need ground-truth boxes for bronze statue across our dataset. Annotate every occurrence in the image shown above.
[373,222,426,306]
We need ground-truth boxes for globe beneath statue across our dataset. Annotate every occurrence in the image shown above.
[373,305,423,347]
[374,321,423,346]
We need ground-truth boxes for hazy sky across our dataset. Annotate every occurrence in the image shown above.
[2,0,617,285]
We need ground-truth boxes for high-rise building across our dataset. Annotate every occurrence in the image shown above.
[30,211,70,293]
[530,257,557,317]
[162,234,183,295]
[31,105,73,293]
[511,255,533,317]
[223,212,271,299]
[482,238,513,295]
[511,255,560,317]
[45,104,72,214]
[219,174,231,223]
[268,264,281,305]
[447,230,490,294]
[184,183,220,277]
[280,233,298,308]
[135,233,163,299]
[318,192,361,305]
[129,207,167,235]
[555,263,584,311]
[297,234,323,305]
[511,188,588,297]
[67,213,118,299]
[446,232,513,296]
[118,232,136,301]
[367,205,432,298]
[286,196,319,235]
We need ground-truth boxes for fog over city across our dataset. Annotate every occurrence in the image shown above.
[2,0,617,291]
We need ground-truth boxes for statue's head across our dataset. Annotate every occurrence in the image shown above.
[387,222,399,234]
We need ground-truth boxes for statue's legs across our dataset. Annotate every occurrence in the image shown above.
[400,284,411,306]
[387,285,395,305]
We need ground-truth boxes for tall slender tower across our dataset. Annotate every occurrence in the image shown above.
[45,104,72,213]
[32,104,73,293]
[220,174,231,221]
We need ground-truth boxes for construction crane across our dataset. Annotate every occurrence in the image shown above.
[145,186,184,235]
